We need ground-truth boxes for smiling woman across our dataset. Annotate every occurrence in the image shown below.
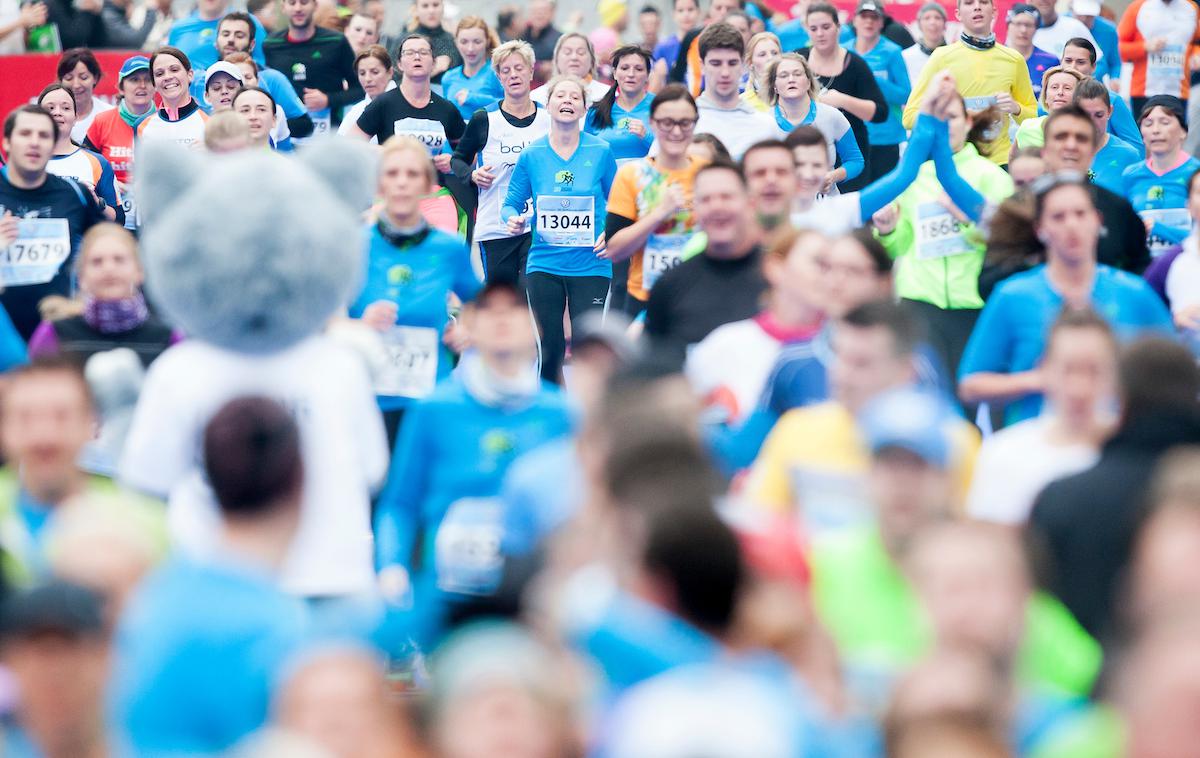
[138,47,210,150]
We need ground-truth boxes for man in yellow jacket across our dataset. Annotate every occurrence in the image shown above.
[903,0,1037,163]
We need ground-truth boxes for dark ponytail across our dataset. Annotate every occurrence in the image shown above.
[591,45,653,131]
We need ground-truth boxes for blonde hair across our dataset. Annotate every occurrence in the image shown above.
[204,109,250,151]
[765,225,827,263]
[1039,65,1085,111]
[379,135,437,186]
[455,15,500,54]
[745,31,781,68]
[552,32,596,77]
[765,53,819,106]
[40,223,142,320]
[544,74,590,109]
[492,39,535,70]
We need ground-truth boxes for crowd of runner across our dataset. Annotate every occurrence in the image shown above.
[1,0,1200,753]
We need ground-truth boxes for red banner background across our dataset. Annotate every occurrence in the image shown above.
[0,49,136,122]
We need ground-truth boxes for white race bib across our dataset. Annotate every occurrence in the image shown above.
[1148,44,1185,95]
[535,195,595,247]
[119,187,137,231]
[1,219,70,287]
[434,497,505,596]
[310,108,332,135]
[1141,207,1191,256]
[915,202,973,259]
[963,95,998,111]
[393,117,447,154]
[643,233,689,290]
[375,325,439,398]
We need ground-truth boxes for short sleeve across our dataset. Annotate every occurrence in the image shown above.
[607,162,640,220]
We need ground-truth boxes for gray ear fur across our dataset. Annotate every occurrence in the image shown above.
[295,136,378,213]
[134,140,204,227]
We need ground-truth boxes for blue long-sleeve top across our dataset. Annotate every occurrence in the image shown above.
[373,378,573,574]
[775,99,865,183]
[501,132,618,277]
[1108,95,1144,153]
[584,92,655,162]
[846,37,910,146]
[441,62,504,122]
[1090,15,1123,82]
[348,223,481,411]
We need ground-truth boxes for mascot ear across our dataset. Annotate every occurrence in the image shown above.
[296,136,378,214]
[134,140,204,227]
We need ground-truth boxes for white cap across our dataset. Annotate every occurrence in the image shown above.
[1072,0,1101,16]
[204,60,245,87]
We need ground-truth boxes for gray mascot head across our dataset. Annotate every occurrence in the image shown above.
[134,138,376,354]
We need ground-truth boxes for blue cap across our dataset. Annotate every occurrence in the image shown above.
[118,55,150,83]
[859,389,958,468]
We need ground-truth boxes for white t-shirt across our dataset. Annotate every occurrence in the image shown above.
[790,192,862,236]
[966,416,1100,525]
[72,99,115,144]
[118,336,390,597]
[1034,16,1101,62]
[693,95,780,161]
[0,0,24,54]
[686,317,782,425]
[902,44,933,88]
[1167,235,1200,313]
[337,80,398,142]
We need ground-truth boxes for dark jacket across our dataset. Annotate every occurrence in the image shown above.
[1028,408,1200,646]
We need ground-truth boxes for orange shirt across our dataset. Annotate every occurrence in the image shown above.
[85,108,137,184]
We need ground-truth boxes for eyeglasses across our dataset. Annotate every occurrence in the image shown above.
[774,71,808,81]
[401,48,433,58]
[653,117,698,132]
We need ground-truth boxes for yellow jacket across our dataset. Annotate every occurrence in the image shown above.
[902,41,1036,164]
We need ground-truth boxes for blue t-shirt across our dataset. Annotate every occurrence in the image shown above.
[440,62,504,122]
[1090,134,1141,195]
[652,33,684,66]
[847,36,910,145]
[348,224,481,411]
[167,11,268,72]
[374,376,574,573]
[1108,94,1143,152]
[109,557,307,756]
[776,18,810,52]
[958,264,1173,424]
[1088,14,1122,82]
[502,132,618,278]
[500,437,582,556]
[584,93,655,162]
[1027,47,1060,100]
[1123,155,1200,253]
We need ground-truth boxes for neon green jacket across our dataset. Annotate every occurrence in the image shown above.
[879,143,1015,310]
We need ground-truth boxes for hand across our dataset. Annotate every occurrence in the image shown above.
[937,192,968,223]
[872,203,899,235]
[819,88,845,108]
[1176,304,1200,331]
[1148,37,1167,53]
[472,164,496,188]
[377,564,412,608]
[455,89,468,105]
[919,70,955,114]
[302,88,329,111]
[656,182,686,220]
[361,300,398,332]
[626,119,647,138]
[1191,52,1200,70]
[0,212,17,249]
[433,153,452,173]
[994,92,1018,116]
[19,2,47,27]
[507,215,527,235]
[820,170,839,194]
[442,319,470,352]
[593,231,607,256]
[1144,217,1155,235]
[1107,78,1120,92]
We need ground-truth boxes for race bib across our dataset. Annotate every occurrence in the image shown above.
[535,195,595,247]
[118,187,137,231]
[310,108,331,135]
[915,202,973,259]
[1148,44,1185,95]
[375,325,439,398]
[643,233,689,290]
[393,117,447,154]
[963,95,997,111]
[1141,207,1192,256]
[434,497,505,596]
[1,219,70,287]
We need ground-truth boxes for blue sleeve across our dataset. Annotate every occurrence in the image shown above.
[1152,220,1191,245]
[858,112,937,220]
[1109,99,1144,152]
[251,17,267,66]
[0,305,28,372]
[373,401,433,571]
[463,70,503,114]
[929,119,988,222]
[263,70,306,119]
[706,408,778,476]
[451,238,483,300]
[501,152,533,221]
[96,155,123,226]
[958,290,1015,380]
[876,49,911,105]
[834,129,865,182]
[1138,284,1176,334]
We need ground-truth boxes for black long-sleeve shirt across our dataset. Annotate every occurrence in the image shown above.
[98,1,155,48]
[800,47,887,193]
[263,28,363,123]
[45,0,105,48]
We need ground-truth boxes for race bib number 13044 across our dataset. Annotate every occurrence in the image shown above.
[536,195,595,247]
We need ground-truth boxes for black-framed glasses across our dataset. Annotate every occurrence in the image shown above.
[653,117,698,132]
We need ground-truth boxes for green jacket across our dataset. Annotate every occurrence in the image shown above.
[879,143,1015,310]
